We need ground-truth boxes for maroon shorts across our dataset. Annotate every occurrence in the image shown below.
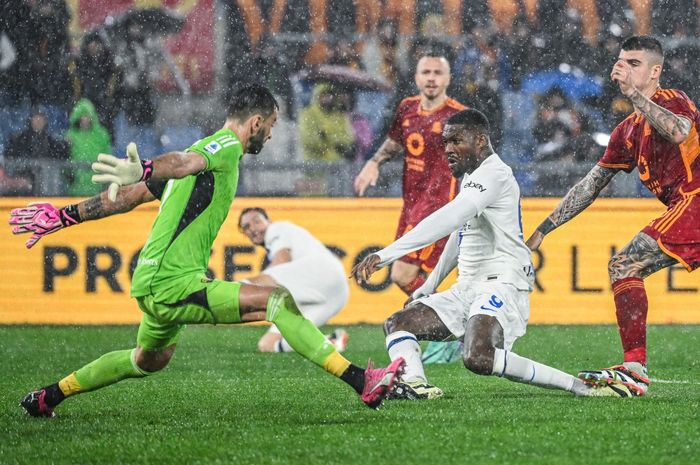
[395,207,449,273]
[642,194,700,271]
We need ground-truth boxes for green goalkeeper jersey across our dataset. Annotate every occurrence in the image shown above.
[131,128,243,302]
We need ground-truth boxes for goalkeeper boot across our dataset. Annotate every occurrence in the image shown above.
[390,380,444,400]
[361,357,405,409]
[421,341,463,364]
[578,363,649,396]
[20,389,56,418]
[326,329,349,353]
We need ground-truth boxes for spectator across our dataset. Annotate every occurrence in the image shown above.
[25,0,72,134]
[3,106,69,195]
[452,56,503,151]
[113,18,159,156]
[75,31,121,139]
[299,84,355,161]
[65,99,112,197]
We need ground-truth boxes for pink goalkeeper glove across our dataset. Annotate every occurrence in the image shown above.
[8,202,81,249]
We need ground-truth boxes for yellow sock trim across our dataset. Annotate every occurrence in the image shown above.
[322,350,351,377]
[58,372,83,397]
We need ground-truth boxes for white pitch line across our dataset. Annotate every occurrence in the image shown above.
[650,378,700,385]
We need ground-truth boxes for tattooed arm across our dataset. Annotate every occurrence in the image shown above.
[627,90,691,144]
[9,183,157,248]
[353,137,404,196]
[611,59,691,144]
[78,183,157,221]
[525,165,618,250]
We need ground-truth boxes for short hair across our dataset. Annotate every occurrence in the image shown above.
[227,84,279,121]
[621,35,664,61]
[238,207,268,229]
[446,109,490,134]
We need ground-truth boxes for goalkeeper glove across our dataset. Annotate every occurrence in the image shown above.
[92,142,153,201]
[8,202,81,249]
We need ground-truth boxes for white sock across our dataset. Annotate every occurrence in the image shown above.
[386,331,426,383]
[275,338,294,353]
[492,348,586,394]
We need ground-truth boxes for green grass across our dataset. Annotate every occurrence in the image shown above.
[1,325,699,465]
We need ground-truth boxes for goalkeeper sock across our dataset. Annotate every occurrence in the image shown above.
[386,331,426,383]
[266,288,359,385]
[68,349,152,394]
[492,348,579,393]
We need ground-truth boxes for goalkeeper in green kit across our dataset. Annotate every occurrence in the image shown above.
[10,85,404,417]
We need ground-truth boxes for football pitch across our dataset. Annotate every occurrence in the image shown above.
[2,324,698,465]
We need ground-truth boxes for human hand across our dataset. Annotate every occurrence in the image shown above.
[525,230,545,251]
[353,160,379,196]
[92,143,152,201]
[9,202,80,249]
[611,60,636,97]
[350,253,381,283]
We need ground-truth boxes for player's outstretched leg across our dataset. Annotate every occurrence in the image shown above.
[20,347,167,417]
[382,303,453,400]
[262,287,404,408]
[464,314,637,398]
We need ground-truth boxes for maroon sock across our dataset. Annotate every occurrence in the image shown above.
[612,277,648,365]
[397,275,425,296]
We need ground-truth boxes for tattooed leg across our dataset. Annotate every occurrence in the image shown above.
[607,232,677,365]
[608,232,677,281]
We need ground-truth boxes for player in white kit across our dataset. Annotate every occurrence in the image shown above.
[239,208,350,353]
[353,109,634,399]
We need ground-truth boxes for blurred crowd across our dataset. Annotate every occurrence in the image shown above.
[2,0,700,197]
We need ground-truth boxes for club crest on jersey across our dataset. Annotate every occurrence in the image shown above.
[463,180,486,192]
[204,141,222,154]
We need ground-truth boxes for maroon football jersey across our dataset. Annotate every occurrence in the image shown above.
[599,88,700,206]
[387,96,466,222]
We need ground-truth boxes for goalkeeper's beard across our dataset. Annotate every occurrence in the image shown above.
[247,130,266,154]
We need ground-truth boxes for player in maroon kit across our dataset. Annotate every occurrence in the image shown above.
[354,50,466,365]
[527,36,700,396]
[354,51,465,295]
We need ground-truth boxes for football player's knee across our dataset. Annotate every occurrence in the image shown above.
[462,347,493,376]
[384,310,411,335]
[266,287,301,323]
[134,346,174,373]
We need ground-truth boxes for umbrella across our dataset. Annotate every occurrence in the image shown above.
[296,65,392,92]
[104,7,185,38]
[521,69,603,101]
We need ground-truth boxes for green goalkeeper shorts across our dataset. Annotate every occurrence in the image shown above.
[135,279,242,351]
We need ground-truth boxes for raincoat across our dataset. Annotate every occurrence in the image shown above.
[65,99,112,196]
[299,84,354,161]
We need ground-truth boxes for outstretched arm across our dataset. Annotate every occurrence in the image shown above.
[526,165,618,250]
[92,143,205,201]
[9,182,156,249]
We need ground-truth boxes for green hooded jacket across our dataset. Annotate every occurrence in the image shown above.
[65,98,112,196]
[299,84,354,161]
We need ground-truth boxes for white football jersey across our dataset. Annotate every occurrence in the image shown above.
[376,154,534,291]
[264,221,335,262]
[454,155,533,290]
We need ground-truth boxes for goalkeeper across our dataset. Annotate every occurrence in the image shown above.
[10,84,404,417]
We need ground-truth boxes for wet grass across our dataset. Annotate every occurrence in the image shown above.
[1,324,698,465]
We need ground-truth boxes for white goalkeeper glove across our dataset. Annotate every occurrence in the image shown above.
[91,142,153,201]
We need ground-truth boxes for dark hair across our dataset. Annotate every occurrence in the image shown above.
[227,84,279,121]
[446,108,490,134]
[621,35,664,59]
[238,207,269,229]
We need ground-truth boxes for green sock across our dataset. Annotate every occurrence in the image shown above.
[73,349,150,393]
[266,288,349,375]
